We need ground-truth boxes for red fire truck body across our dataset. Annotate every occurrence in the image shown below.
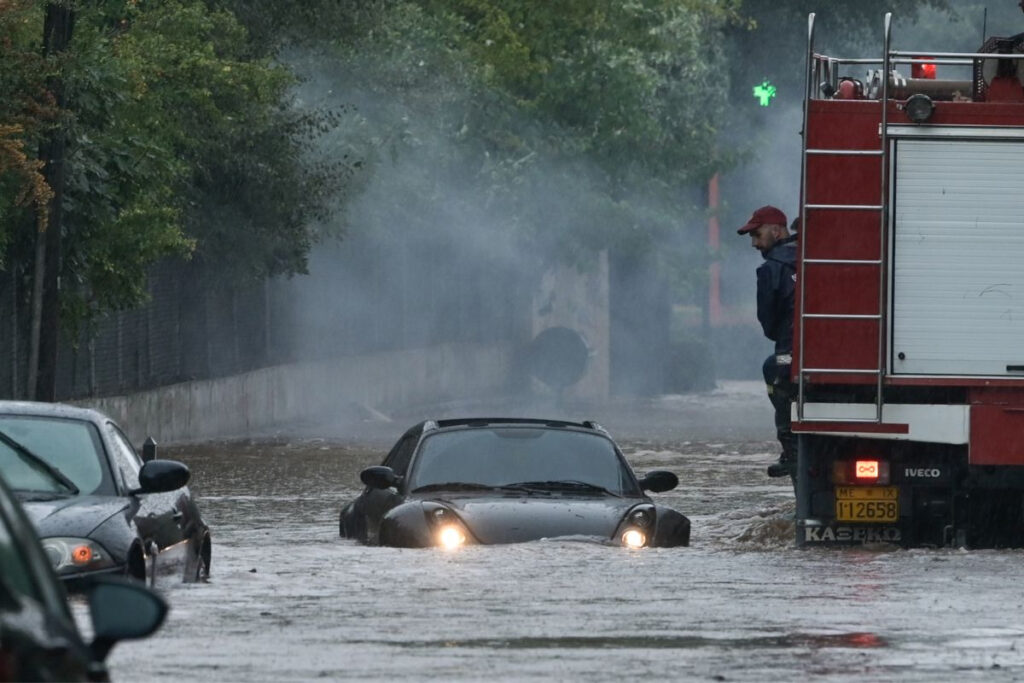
[793,14,1024,547]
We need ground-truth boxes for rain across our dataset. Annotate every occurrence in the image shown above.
[97,384,1024,681]
[5,1,1024,681]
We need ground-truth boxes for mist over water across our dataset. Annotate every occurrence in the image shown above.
[265,44,716,407]
[233,3,1024,415]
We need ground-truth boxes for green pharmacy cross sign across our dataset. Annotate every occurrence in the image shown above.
[753,80,777,107]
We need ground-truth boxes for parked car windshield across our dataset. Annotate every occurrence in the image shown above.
[409,428,641,496]
[0,417,110,496]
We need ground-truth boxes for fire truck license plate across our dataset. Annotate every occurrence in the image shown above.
[835,486,899,522]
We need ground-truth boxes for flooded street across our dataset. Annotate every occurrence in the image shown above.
[102,383,1024,681]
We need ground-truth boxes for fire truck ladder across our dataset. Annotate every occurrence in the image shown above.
[795,13,895,424]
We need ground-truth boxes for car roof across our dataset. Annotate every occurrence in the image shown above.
[0,400,108,425]
[412,417,611,437]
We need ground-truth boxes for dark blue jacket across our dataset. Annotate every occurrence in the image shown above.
[756,234,798,355]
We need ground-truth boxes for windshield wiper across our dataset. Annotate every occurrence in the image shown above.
[411,482,551,495]
[411,482,498,493]
[506,480,621,497]
[0,429,79,495]
[11,489,75,501]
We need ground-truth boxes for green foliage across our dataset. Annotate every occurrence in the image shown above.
[306,0,737,284]
[14,0,939,345]
[55,7,192,317]
[0,0,343,338]
[104,0,341,281]
[211,0,392,54]
[0,2,53,131]
[422,0,739,184]
[0,1,57,250]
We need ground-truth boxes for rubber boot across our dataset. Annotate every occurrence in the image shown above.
[767,451,796,478]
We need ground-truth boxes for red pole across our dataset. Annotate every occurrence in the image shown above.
[707,173,722,326]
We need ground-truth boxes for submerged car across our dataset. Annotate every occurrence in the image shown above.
[0,470,168,682]
[339,418,690,548]
[0,401,211,587]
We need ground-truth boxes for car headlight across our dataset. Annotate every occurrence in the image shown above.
[621,529,646,548]
[629,508,653,528]
[423,504,472,550]
[616,504,656,548]
[41,537,116,574]
[437,524,467,549]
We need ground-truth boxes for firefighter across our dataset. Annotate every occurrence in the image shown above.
[737,206,798,479]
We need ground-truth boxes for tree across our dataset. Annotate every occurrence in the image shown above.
[0,1,54,247]
[299,0,738,276]
[99,0,342,283]
[0,0,343,398]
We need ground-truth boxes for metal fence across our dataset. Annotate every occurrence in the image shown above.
[0,242,532,401]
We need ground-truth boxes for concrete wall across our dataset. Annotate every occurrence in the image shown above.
[74,261,614,446]
[78,341,515,445]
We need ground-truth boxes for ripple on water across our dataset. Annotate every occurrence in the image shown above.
[98,434,1024,682]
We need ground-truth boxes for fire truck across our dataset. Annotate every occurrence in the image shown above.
[793,13,1024,548]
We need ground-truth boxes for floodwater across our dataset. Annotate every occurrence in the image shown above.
[100,382,1024,681]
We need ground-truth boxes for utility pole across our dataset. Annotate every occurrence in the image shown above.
[706,172,722,328]
[30,3,74,401]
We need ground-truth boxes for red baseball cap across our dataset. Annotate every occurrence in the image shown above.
[737,205,788,235]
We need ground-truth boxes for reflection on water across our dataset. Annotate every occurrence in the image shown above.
[100,430,1024,681]
[351,631,887,650]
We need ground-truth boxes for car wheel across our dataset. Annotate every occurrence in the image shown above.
[192,539,211,582]
[144,540,160,588]
[127,544,147,583]
[339,508,366,540]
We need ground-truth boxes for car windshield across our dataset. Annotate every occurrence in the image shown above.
[0,416,109,496]
[408,427,641,496]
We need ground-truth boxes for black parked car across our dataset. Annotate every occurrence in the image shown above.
[339,418,690,548]
[0,471,168,682]
[0,401,211,587]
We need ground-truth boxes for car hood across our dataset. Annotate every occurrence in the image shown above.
[19,495,128,538]
[431,494,636,544]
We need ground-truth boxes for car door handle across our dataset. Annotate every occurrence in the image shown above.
[172,510,184,524]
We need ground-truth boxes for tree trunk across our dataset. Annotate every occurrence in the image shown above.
[27,233,44,396]
[31,3,74,401]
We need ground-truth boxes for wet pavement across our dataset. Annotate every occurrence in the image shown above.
[98,382,1024,681]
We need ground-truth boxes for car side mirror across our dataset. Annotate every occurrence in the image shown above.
[360,466,402,490]
[87,576,168,661]
[639,470,678,493]
[142,437,157,463]
[134,459,191,495]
